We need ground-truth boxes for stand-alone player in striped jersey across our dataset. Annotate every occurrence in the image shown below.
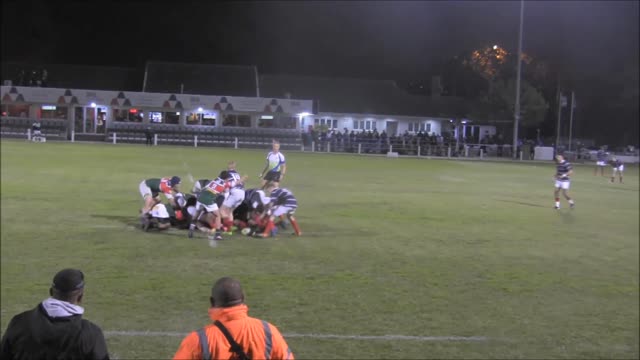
[554,154,575,210]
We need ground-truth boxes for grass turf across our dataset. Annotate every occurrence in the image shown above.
[1,139,638,359]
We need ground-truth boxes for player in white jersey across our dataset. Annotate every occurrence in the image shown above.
[220,161,248,232]
[259,140,286,187]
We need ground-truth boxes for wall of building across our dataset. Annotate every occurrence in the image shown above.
[300,112,448,136]
[1,86,314,132]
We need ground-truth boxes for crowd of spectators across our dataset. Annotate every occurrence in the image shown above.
[301,127,518,157]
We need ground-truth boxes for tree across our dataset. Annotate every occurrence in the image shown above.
[487,78,549,127]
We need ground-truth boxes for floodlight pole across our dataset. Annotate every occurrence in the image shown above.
[512,0,524,159]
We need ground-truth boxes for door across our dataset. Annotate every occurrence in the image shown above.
[85,107,96,133]
[386,121,398,136]
[74,107,83,133]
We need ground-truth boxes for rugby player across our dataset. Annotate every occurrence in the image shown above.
[188,172,232,240]
[258,182,301,237]
[594,147,608,176]
[554,154,575,210]
[259,140,286,188]
[610,157,624,183]
[139,176,181,215]
[219,161,248,231]
[233,188,271,234]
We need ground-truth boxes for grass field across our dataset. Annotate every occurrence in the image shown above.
[1,139,638,359]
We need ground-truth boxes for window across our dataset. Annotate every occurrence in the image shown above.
[259,116,275,128]
[186,113,202,125]
[164,111,179,125]
[202,113,216,126]
[223,114,251,127]
[2,104,30,117]
[278,116,296,129]
[421,123,431,132]
[150,112,163,123]
[332,119,338,129]
[314,118,320,126]
[114,109,143,122]
[40,105,67,119]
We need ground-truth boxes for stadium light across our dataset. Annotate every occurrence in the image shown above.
[197,107,203,112]
[90,102,96,108]
[297,112,311,117]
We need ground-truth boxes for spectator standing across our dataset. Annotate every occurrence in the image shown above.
[173,277,294,360]
[1,268,109,360]
[145,126,153,146]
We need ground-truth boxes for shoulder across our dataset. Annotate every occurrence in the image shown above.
[4,307,36,331]
[80,319,106,337]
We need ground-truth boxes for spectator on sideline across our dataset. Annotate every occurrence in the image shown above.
[259,140,286,188]
[173,277,294,360]
[145,126,153,146]
[1,268,109,360]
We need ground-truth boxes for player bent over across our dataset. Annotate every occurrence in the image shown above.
[554,154,575,210]
[141,193,196,231]
[610,158,624,183]
[233,188,271,235]
[188,173,231,240]
[219,161,248,232]
[259,182,301,237]
[139,176,181,215]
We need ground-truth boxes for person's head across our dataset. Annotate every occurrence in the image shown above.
[218,170,230,180]
[263,181,278,192]
[210,277,245,308]
[227,161,237,171]
[555,154,565,162]
[272,140,280,152]
[49,268,85,304]
[170,176,181,189]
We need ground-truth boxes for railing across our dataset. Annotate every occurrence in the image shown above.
[299,137,518,159]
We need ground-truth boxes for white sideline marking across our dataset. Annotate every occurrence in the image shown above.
[104,330,488,342]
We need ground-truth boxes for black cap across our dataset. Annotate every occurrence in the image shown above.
[170,176,181,187]
[52,269,85,293]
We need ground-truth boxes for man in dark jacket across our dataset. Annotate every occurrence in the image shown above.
[1,268,109,360]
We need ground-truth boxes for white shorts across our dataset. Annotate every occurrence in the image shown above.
[554,180,570,190]
[150,204,170,219]
[196,201,218,213]
[613,165,624,174]
[272,205,297,217]
[222,188,245,209]
[596,161,606,166]
[139,180,152,199]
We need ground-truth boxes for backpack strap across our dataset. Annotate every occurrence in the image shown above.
[196,328,211,360]
[214,320,250,360]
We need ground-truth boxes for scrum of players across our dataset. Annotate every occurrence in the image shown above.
[137,161,302,241]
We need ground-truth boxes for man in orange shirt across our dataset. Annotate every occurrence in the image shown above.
[173,277,294,360]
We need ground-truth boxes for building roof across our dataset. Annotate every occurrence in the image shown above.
[259,74,471,118]
[143,61,258,97]
[1,62,141,91]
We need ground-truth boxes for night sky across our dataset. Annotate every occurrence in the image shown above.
[2,0,637,80]
[2,0,638,143]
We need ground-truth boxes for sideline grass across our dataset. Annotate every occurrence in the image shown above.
[1,140,638,359]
